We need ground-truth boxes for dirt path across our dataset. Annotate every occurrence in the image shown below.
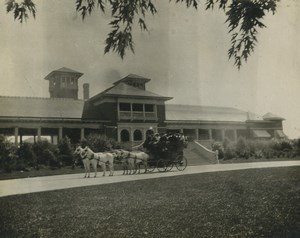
[0,161,299,197]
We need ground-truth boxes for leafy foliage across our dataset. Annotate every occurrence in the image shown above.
[17,142,37,168]
[5,0,280,68]
[32,140,58,166]
[0,136,18,172]
[222,138,297,160]
[57,136,74,166]
[225,0,278,68]
[81,133,120,152]
[6,0,36,23]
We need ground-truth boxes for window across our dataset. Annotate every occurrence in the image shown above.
[133,129,143,141]
[198,129,209,140]
[145,104,154,112]
[70,78,74,85]
[212,129,223,141]
[132,104,143,112]
[120,129,130,142]
[119,103,131,111]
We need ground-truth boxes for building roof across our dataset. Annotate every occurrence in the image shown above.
[263,112,285,121]
[253,130,271,138]
[44,67,83,80]
[0,96,84,119]
[165,104,262,122]
[113,74,151,85]
[89,82,173,102]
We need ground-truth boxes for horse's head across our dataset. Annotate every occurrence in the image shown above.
[112,150,121,158]
[82,146,93,159]
[74,146,82,155]
[120,150,130,158]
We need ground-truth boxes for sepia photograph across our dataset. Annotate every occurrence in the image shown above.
[0,0,299,237]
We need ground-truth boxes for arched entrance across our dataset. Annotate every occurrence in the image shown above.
[133,129,143,141]
[120,129,130,142]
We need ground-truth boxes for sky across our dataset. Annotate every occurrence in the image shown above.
[0,0,299,138]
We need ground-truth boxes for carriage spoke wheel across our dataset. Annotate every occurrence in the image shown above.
[175,155,187,171]
[146,160,156,173]
[165,160,174,172]
[157,159,167,172]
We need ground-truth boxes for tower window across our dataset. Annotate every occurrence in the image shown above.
[145,104,154,112]
[132,104,143,112]
[119,103,130,111]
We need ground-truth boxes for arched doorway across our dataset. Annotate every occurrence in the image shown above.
[120,129,130,142]
[133,129,143,141]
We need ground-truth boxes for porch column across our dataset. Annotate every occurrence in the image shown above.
[117,128,121,142]
[195,129,199,140]
[130,127,134,142]
[37,127,41,141]
[234,130,238,141]
[80,128,85,140]
[58,127,63,142]
[222,130,225,141]
[208,129,212,140]
[130,103,133,121]
[14,127,18,145]
[143,127,146,141]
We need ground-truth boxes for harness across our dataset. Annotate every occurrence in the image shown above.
[89,153,94,160]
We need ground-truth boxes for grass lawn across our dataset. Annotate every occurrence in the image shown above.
[0,167,299,238]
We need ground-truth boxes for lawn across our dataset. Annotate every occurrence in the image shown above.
[0,167,299,238]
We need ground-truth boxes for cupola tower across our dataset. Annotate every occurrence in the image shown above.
[44,67,83,99]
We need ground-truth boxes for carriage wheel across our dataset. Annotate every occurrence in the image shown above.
[146,160,156,173]
[175,155,187,171]
[165,160,174,172]
[156,159,167,172]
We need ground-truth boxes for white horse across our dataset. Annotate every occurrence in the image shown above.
[74,146,98,178]
[119,150,149,174]
[83,147,115,176]
[129,151,149,174]
[114,149,136,175]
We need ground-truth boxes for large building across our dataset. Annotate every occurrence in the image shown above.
[0,67,286,145]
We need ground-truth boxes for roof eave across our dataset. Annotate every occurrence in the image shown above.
[44,70,83,80]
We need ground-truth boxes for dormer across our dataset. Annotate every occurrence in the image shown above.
[44,67,83,99]
[113,74,151,90]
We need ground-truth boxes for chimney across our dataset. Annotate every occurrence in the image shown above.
[83,83,90,100]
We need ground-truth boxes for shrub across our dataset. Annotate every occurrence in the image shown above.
[292,138,300,157]
[43,149,60,169]
[83,134,119,152]
[0,138,18,172]
[32,140,57,166]
[57,136,74,166]
[235,137,252,159]
[224,145,236,160]
[17,142,37,167]
[211,141,224,159]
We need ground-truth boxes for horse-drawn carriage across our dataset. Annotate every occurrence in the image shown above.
[74,133,188,177]
[142,133,188,172]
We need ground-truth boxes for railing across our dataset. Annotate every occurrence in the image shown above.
[119,111,157,121]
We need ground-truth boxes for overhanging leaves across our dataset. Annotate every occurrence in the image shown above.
[5,0,279,68]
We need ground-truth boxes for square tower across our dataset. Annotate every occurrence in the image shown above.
[44,67,83,99]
